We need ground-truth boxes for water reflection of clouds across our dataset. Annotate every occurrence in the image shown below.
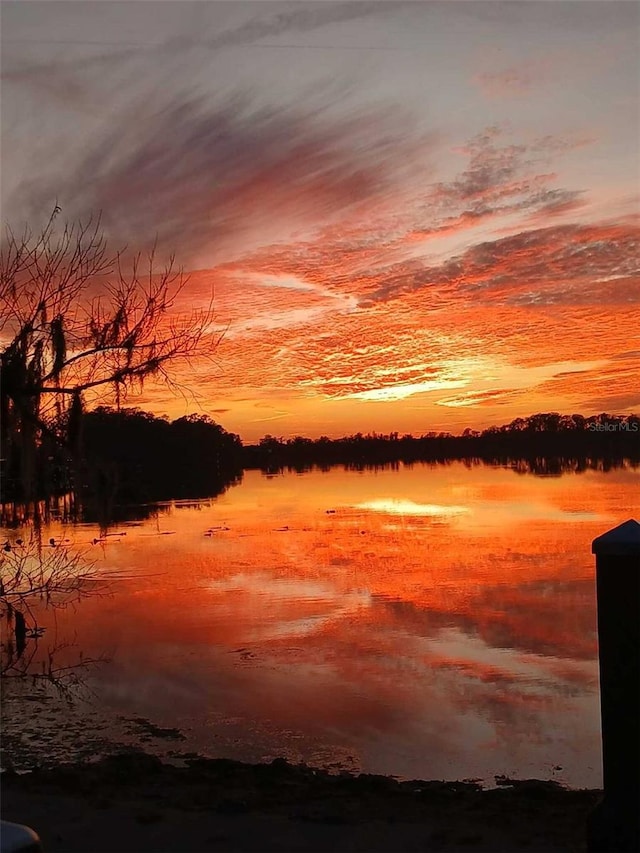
[471,502,602,524]
[422,627,596,698]
[7,462,624,787]
[205,571,372,641]
[374,579,597,663]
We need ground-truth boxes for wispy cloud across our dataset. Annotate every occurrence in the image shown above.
[579,392,640,413]
[409,128,590,239]
[223,126,596,309]
[361,221,639,306]
[201,1,408,50]
[10,90,430,267]
[437,389,527,408]
[475,66,539,98]
[2,2,404,91]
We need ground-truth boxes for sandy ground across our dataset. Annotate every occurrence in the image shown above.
[1,752,601,853]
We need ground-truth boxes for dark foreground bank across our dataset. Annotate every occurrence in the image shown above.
[1,751,600,853]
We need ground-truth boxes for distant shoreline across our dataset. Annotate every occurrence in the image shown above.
[242,413,640,472]
[2,409,638,517]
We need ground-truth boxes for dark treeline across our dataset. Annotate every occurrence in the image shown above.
[1,408,244,518]
[2,411,638,524]
[81,408,244,502]
[243,412,640,475]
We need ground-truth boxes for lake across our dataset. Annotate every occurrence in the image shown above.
[3,461,639,788]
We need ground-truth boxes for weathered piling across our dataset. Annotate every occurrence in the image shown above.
[587,518,640,853]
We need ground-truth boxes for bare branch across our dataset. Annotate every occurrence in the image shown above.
[1,207,219,502]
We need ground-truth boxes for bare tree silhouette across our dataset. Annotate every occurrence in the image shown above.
[0,536,110,692]
[1,207,220,503]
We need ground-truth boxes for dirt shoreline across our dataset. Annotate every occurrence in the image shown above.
[1,750,601,852]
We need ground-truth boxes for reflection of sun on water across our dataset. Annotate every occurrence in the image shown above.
[355,499,469,516]
[3,462,631,787]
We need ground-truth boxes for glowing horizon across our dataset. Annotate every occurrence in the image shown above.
[2,1,639,441]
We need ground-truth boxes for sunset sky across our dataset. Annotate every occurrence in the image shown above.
[2,1,639,441]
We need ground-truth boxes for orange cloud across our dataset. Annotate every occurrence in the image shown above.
[65,122,636,437]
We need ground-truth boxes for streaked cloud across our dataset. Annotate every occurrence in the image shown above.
[438,389,527,409]
[2,1,404,99]
[11,90,431,270]
[344,379,468,402]
[361,221,639,307]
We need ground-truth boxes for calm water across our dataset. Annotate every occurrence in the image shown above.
[4,462,640,787]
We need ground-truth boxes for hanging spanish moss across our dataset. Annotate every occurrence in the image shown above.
[50,316,66,380]
[68,392,84,456]
[0,206,218,519]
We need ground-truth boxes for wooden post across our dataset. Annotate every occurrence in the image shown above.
[587,518,640,853]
